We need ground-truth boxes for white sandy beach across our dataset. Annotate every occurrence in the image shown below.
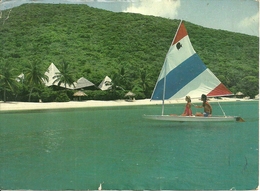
[0,97,255,111]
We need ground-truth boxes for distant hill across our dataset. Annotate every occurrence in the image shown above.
[0,3,258,97]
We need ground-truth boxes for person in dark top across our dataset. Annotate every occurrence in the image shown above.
[195,94,212,117]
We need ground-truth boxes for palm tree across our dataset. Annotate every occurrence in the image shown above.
[133,68,152,98]
[53,60,76,89]
[104,67,127,99]
[110,67,127,91]
[24,59,48,102]
[0,61,17,102]
[139,68,151,97]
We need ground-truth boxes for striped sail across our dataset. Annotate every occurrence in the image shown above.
[151,21,232,100]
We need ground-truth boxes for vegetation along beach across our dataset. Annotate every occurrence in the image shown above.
[0,4,258,103]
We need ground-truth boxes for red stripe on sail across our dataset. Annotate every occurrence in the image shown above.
[172,22,188,45]
[207,83,233,97]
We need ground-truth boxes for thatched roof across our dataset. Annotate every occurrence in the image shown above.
[236,92,244,95]
[73,91,87,97]
[125,91,135,97]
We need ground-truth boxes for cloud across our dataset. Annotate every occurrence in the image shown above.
[238,12,259,28]
[123,0,181,19]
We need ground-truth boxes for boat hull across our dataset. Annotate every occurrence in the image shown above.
[143,115,238,122]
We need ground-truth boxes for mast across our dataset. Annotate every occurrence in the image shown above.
[161,20,183,115]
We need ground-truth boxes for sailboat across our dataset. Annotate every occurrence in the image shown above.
[144,21,244,122]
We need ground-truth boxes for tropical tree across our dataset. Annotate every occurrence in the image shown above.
[102,67,127,99]
[238,76,259,98]
[24,59,49,102]
[109,67,127,91]
[139,68,152,97]
[0,61,17,102]
[53,60,76,89]
[132,68,153,98]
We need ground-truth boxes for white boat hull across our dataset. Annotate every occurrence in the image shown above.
[143,115,239,122]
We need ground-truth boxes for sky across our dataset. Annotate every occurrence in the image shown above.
[0,0,259,37]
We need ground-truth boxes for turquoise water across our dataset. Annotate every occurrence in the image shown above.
[0,101,258,190]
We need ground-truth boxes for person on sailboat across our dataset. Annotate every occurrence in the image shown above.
[181,96,192,116]
[195,94,212,117]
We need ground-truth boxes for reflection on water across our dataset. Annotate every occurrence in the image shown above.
[41,129,64,153]
[0,102,258,190]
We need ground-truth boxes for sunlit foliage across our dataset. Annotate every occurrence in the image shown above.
[0,3,258,100]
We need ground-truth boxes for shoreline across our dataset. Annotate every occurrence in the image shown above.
[0,98,256,112]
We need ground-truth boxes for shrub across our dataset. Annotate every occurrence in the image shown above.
[83,90,125,100]
[55,92,70,102]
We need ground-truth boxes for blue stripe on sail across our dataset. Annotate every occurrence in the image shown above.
[151,54,207,100]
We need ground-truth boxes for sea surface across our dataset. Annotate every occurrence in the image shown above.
[0,101,258,190]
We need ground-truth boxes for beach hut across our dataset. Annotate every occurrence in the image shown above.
[44,63,60,87]
[43,63,76,89]
[235,91,244,98]
[125,91,135,102]
[73,91,87,101]
[98,76,112,91]
[74,77,95,89]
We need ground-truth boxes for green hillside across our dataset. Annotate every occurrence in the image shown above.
[0,3,258,101]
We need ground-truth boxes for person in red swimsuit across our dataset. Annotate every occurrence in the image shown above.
[181,96,193,116]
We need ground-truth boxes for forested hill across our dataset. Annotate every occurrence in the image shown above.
[0,3,259,98]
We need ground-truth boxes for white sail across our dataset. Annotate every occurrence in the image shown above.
[145,21,244,122]
[151,21,232,101]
